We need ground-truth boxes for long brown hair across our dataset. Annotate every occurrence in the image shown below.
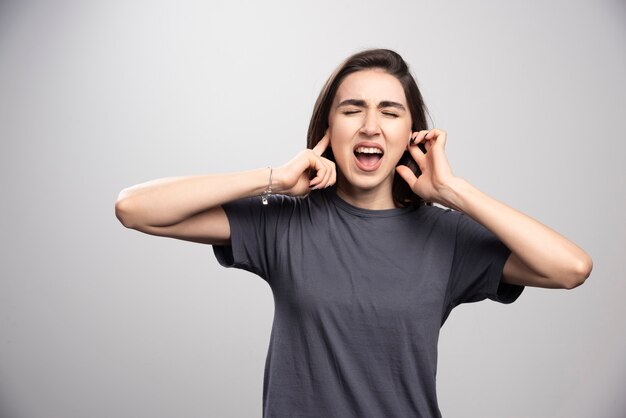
[306,48,432,208]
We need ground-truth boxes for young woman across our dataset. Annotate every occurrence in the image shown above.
[115,49,592,418]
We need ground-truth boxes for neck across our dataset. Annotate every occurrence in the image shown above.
[335,177,397,210]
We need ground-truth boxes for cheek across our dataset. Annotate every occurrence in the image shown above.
[389,147,407,165]
[386,137,410,164]
[329,126,353,151]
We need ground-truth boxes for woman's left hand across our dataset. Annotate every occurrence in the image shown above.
[398,128,593,289]
[395,128,458,206]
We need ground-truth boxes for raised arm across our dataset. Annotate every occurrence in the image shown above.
[397,128,593,290]
[115,133,336,245]
[115,169,272,245]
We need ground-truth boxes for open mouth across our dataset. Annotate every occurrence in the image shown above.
[353,145,384,171]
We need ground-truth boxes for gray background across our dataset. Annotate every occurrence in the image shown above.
[1,0,625,417]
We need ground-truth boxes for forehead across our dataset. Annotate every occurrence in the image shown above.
[334,69,406,105]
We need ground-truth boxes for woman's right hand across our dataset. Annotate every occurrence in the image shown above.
[115,131,336,245]
[273,132,336,196]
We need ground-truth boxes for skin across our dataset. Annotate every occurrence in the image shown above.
[116,69,593,289]
[327,68,412,209]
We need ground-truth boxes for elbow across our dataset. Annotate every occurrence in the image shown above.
[115,191,138,229]
[562,255,593,290]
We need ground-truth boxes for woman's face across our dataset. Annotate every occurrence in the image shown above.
[328,69,412,194]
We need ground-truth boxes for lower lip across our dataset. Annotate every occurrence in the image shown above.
[353,153,383,172]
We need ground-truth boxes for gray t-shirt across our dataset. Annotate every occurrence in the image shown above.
[213,187,524,418]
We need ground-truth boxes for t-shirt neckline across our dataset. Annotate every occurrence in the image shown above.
[323,186,417,218]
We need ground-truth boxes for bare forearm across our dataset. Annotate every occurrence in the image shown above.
[115,168,270,228]
[441,177,593,286]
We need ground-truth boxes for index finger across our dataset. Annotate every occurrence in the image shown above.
[312,131,330,156]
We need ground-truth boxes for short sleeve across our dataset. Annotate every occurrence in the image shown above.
[212,194,288,283]
[443,212,524,319]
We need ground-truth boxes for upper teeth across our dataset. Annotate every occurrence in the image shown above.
[355,147,382,154]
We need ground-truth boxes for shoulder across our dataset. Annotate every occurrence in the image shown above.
[419,206,492,238]
[394,204,463,242]
[413,203,461,224]
[224,193,303,212]
[222,193,324,227]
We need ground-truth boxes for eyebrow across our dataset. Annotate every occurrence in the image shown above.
[336,99,407,112]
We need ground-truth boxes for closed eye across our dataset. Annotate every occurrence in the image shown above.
[342,110,398,117]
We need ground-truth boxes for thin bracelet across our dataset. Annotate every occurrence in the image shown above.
[261,167,272,205]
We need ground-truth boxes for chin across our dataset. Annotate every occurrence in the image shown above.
[344,167,394,191]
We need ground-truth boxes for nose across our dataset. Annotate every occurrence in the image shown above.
[359,111,381,137]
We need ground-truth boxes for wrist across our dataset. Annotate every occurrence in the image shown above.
[269,166,294,195]
[240,167,274,197]
[261,167,273,204]
[438,176,474,212]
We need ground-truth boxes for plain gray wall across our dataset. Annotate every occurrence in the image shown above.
[1,0,625,417]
